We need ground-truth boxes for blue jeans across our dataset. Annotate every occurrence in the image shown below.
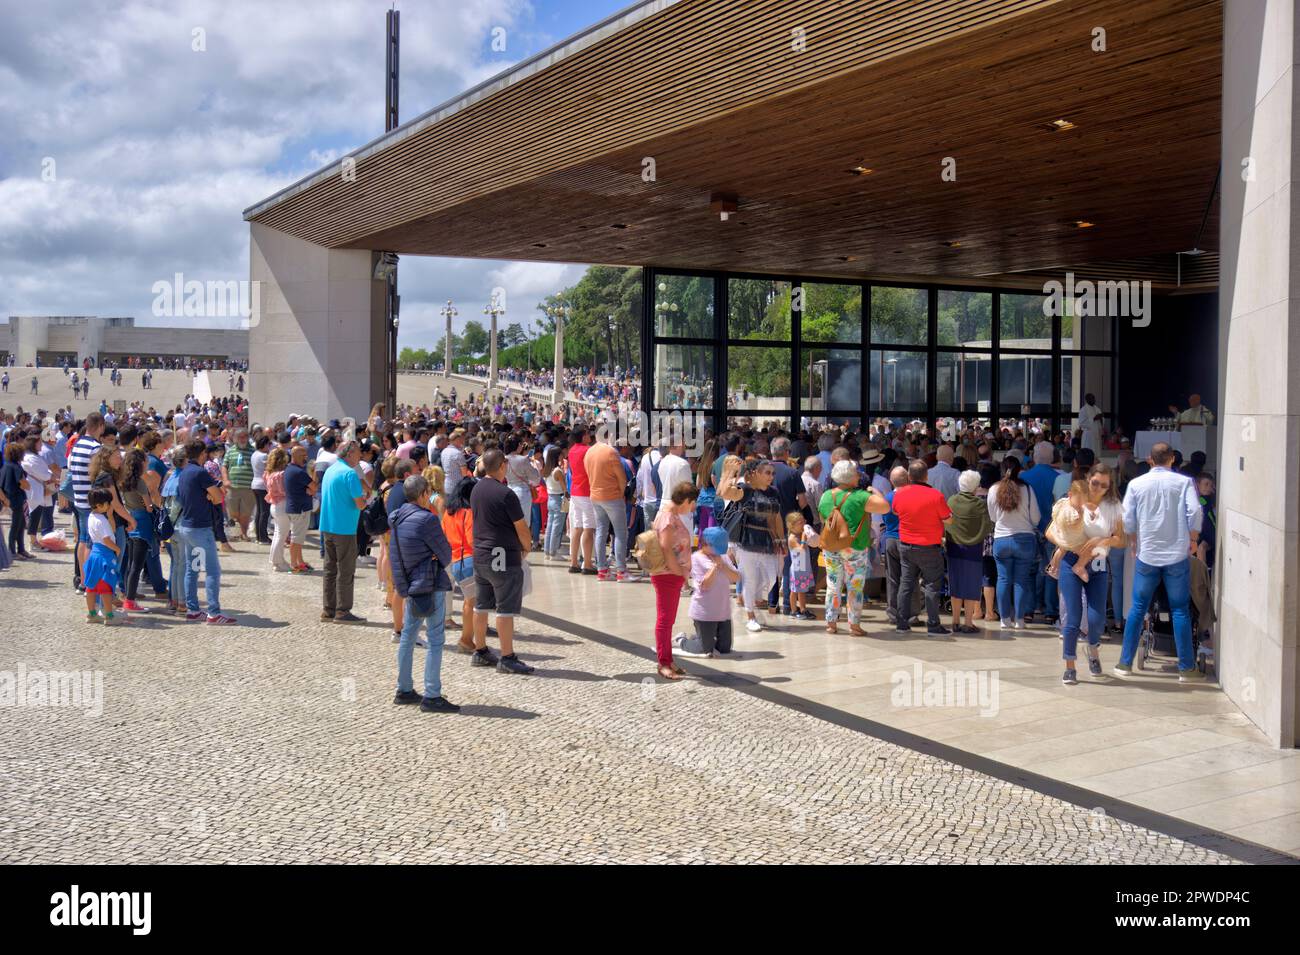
[992,533,1036,622]
[544,494,565,556]
[145,536,167,595]
[167,537,186,604]
[767,552,793,612]
[1107,547,1126,622]
[1120,558,1195,671]
[593,497,627,573]
[1035,533,1058,617]
[1058,552,1107,661]
[397,591,446,698]
[641,501,659,529]
[179,524,221,615]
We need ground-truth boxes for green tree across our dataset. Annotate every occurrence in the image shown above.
[460,320,489,356]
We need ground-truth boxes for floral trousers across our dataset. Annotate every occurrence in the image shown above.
[824,547,873,624]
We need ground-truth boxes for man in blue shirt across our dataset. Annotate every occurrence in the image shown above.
[176,439,236,625]
[283,445,315,573]
[1114,442,1204,682]
[1020,440,1062,623]
[319,440,366,623]
[881,464,911,625]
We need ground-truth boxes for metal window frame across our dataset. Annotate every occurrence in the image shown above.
[644,267,1118,438]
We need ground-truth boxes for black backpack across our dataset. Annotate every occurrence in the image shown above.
[361,487,390,536]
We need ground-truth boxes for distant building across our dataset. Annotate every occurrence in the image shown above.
[0,316,249,367]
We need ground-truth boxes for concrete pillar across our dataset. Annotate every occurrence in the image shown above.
[1218,0,1300,747]
[249,222,387,425]
[552,314,565,406]
[488,311,500,388]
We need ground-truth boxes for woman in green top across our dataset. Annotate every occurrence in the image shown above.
[818,459,889,635]
[944,469,993,633]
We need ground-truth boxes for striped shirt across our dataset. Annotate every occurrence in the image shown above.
[68,435,101,510]
[224,443,254,488]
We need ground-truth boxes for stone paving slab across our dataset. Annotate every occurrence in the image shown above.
[0,529,1238,864]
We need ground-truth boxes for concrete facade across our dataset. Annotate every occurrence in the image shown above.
[249,222,387,424]
[1218,0,1300,747]
[1,315,248,366]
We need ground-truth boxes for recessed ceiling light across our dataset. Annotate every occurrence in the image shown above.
[1050,118,1076,131]
[838,255,857,262]
[847,166,873,176]
[1074,220,1095,229]
[943,240,962,248]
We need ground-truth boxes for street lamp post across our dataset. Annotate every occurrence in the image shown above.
[483,295,505,389]
[546,301,572,407]
[439,300,457,376]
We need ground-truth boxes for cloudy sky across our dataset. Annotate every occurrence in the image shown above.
[0,0,631,350]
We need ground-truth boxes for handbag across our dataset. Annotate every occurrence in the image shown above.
[154,504,175,542]
[389,512,437,618]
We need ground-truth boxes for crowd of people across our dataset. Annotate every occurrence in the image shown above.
[0,384,1219,714]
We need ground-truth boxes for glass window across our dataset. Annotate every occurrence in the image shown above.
[654,274,714,338]
[1060,355,1113,423]
[800,282,862,343]
[998,354,1053,411]
[727,346,792,408]
[870,286,928,345]
[800,348,861,412]
[935,351,991,411]
[800,415,861,433]
[868,349,927,413]
[728,278,792,340]
[999,292,1052,349]
[654,343,713,409]
[937,289,992,347]
[1061,306,1115,350]
[728,413,792,434]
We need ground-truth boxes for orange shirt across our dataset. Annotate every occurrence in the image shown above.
[585,442,626,502]
[441,508,474,563]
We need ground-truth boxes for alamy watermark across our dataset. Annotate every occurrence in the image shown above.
[593,411,708,455]
[151,273,260,322]
[0,665,104,717]
[1043,272,1151,328]
[890,663,1000,717]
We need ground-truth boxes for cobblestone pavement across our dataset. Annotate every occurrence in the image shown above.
[0,527,1236,864]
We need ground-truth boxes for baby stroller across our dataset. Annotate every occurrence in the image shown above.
[1134,572,1213,674]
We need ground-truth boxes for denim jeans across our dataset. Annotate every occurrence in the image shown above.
[641,501,659,529]
[1058,552,1107,661]
[167,536,186,605]
[397,591,446,699]
[179,524,221,615]
[767,552,793,612]
[1035,533,1058,617]
[544,494,565,556]
[1120,558,1195,671]
[992,533,1037,622]
[1107,546,1126,622]
[592,497,627,573]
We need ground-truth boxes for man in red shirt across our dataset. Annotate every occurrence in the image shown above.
[566,426,596,574]
[891,458,952,634]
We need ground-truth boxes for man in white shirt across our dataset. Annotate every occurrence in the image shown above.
[635,444,664,526]
[1114,442,1204,682]
[1074,393,1104,455]
[657,439,694,537]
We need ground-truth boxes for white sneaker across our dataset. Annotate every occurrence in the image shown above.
[672,632,687,647]
[1000,618,1012,631]
[746,619,762,632]
[675,646,711,658]
[1013,619,1025,630]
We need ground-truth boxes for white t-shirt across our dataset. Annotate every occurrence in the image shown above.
[657,453,692,500]
[1075,404,1103,454]
[88,511,113,545]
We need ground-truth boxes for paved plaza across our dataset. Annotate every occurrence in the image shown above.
[0,514,1263,865]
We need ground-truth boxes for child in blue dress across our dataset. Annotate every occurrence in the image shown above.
[83,487,124,624]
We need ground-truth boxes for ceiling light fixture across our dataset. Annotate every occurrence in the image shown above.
[1050,118,1076,131]
[848,166,873,176]
[1074,220,1095,229]
[710,192,739,222]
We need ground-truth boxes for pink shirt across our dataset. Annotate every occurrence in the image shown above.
[689,551,736,621]
[652,506,691,577]
[396,440,417,460]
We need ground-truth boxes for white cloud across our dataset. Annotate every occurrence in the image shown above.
[0,0,593,349]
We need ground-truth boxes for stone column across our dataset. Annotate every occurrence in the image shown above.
[489,313,499,388]
[1218,0,1300,747]
[248,222,386,425]
[552,314,565,406]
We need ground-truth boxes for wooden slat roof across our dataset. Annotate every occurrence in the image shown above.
[246,0,1222,285]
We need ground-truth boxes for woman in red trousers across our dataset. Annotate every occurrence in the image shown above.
[651,481,699,681]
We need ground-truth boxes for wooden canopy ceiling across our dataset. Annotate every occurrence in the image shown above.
[247,0,1222,286]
